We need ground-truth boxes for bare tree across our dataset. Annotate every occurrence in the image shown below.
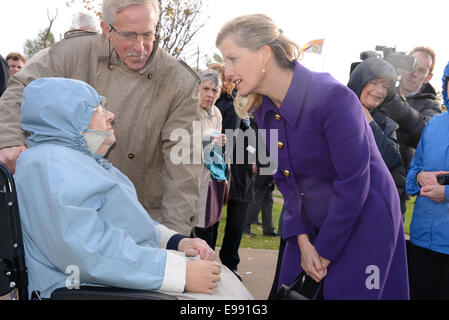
[23,10,58,59]
[158,0,204,58]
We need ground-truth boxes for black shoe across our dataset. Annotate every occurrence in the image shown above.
[232,269,243,281]
[244,231,257,237]
[263,231,278,237]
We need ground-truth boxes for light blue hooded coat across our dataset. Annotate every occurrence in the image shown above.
[15,78,187,298]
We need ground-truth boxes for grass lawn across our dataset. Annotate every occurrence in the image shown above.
[404,196,416,235]
[215,199,283,250]
[215,191,415,251]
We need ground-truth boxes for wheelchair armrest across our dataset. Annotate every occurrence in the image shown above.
[50,286,177,300]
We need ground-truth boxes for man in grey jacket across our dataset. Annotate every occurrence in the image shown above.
[0,0,202,236]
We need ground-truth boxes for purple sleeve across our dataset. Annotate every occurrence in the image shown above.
[281,196,317,240]
[313,85,372,261]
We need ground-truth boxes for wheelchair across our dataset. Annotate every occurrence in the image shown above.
[0,161,175,300]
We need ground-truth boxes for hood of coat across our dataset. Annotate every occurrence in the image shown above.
[348,57,398,101]
[21,77,112,168]
[442,61,449,109]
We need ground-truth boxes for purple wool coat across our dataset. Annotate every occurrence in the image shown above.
[255,62,409,300]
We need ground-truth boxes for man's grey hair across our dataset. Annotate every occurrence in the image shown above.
[102,0,161,25]
[70,12,98,32]
[199,69,222,89]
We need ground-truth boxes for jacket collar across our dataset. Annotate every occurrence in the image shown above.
[407,82,437,99]
[256,61,313,127]
[199,105,219,119]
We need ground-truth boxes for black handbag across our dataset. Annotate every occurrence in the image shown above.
[275,272,324,300]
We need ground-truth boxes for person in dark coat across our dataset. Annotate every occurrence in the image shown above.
[380,46,442,170]
[219,116,257,280]
[243,172,276,236]
[0,55,10,97]
[209,63,239,132]
[348,58,407,216]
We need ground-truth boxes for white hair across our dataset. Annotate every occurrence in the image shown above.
[70,12,98,32]
[102,0,160,25]
[199,69,222,89]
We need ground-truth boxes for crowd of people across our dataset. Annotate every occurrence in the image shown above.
[1,0,448,300]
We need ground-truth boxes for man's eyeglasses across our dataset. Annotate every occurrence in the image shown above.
[109,24,155,42]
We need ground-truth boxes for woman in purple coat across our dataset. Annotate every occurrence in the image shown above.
[216,14,409,300]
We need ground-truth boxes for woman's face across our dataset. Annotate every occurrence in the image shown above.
[199,79,221,112]
[218,34,266,97]
[88,103,116,154]
[360,78,390,110]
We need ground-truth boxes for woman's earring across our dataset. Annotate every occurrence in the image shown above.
[262,68,267,73]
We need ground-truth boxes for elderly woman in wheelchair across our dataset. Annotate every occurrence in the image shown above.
[13,78,226,299]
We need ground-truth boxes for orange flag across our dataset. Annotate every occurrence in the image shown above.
[302,39,325,54]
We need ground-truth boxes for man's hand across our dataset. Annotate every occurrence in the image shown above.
[178,238,216,261]
[0,146,27,174]
[417,171,449,187]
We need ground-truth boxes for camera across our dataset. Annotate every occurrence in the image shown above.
[437,174,449,185]
[350,45,418,76]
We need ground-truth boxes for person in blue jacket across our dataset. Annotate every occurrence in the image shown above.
[15,77,220,299]
[405,60,449,300]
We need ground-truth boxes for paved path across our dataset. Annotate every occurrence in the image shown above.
[215,247,279,300]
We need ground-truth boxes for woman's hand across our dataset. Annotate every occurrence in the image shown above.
[297,234,330,282]
[178,238,216,261]
[186,260,221,294]
[421,184,446,203]
[417,171,449,187]
[212,134,226,147]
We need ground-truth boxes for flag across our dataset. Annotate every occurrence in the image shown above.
[302,39,325,54]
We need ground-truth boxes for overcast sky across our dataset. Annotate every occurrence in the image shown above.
[1,0,448,89]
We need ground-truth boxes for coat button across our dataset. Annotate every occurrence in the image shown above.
[148,73,153,80]
[278,142,284,149]
[128,153,135,159]
[108,63,114,70]
[301,193,304,197]
[189,216,196,223]
[284,170,291,177]
[275,114,281,121]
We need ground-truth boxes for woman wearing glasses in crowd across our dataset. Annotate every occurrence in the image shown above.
[216,14,409,299]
